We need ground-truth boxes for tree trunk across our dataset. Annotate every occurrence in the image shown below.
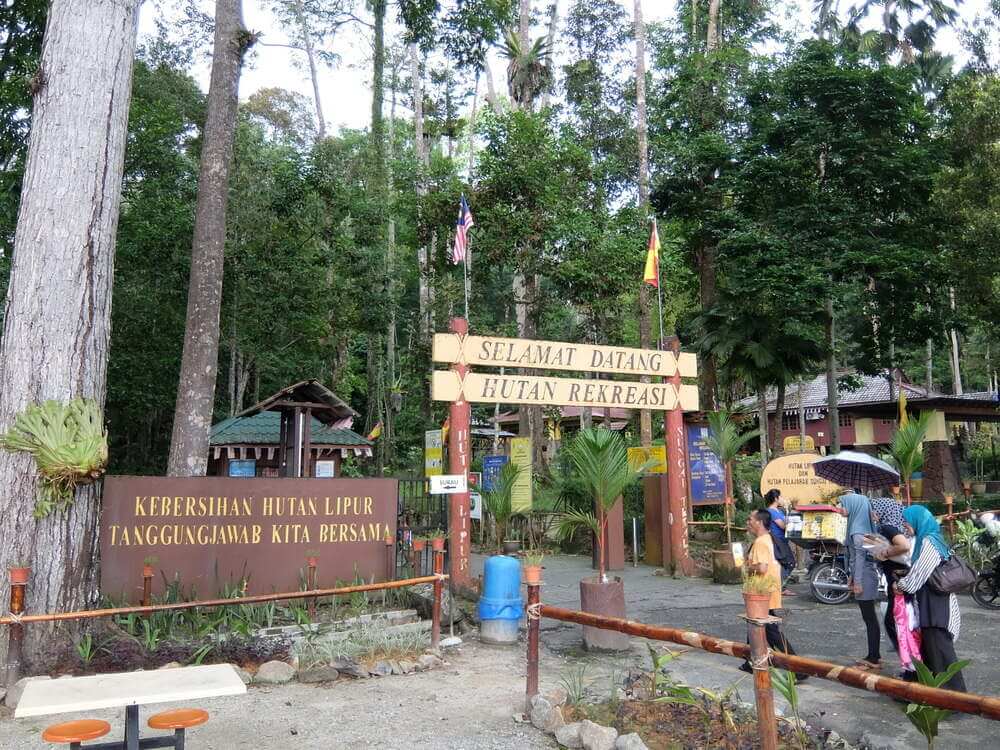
[798,377,807,449]
[384,63,398,466]
[825,296,841,452]
[635,0,653,449]
[411,43,431,343]
[948,287,963,395]
[167,0,250,476]
[484,62,499,109]
[757,389,770,464]
[296,0,326,140]
[926,337,933,392]
[706,0,721,51]
[698,242,719,411]
[770,382,786,456]
[0,0,141,672]
[518,0,531,50]
[538,3,558,110]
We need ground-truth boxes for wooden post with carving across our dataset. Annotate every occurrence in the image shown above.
[664,336,695,575]
[447,317,472,590]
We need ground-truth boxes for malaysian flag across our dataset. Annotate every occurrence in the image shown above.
[452,194,474,264]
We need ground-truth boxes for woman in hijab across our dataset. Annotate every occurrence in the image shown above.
[869,497,911,662]
[837,490,881,670]
[895,505,966,691]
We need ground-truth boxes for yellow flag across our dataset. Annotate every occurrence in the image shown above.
[643,221,660,287]
[898,389,908,427]
[366,421,383,441]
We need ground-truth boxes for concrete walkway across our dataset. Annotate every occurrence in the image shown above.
[471,553,1000,750]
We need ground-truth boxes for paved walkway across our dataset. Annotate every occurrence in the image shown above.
[471,553,1000,749]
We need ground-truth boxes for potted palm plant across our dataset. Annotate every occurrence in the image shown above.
[557,428,645,651]
[522,551,544,586]
[482,462,522,554]
[888,412,931,505]
[704,410,760,584]
[743,572,778,620]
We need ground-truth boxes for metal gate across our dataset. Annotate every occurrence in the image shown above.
[396,478,448,577]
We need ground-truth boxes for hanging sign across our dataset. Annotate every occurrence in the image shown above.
[424,429,443,477]
[510,437,533,512]
[430,474,468,495]
[432,371,698,411]
[433,333,698,378]
[627,446,667,475]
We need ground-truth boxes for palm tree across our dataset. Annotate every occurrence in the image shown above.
[843,0,959,63]
[704,410,760,545]
[557,428,646,582]
[888,411,932,505]
[482,461,523,551]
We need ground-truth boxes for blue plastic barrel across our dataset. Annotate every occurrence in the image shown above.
[478,555,524,644]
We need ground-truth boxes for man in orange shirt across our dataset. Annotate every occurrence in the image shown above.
[740,510,807,679]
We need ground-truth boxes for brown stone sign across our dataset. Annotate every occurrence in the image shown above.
[100,476,397,601]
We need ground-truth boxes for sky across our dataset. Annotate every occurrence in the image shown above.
[138,0,991,134]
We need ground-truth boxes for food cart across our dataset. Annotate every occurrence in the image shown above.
[787,504,851,605]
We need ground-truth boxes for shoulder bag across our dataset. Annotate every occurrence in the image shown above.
[928,552,977,594]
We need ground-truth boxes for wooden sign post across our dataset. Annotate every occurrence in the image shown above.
[432,325,700,577]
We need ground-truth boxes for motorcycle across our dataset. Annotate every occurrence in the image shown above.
[791,537,888,605]
[970,512,1000,610]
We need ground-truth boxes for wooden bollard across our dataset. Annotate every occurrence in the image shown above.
[431,548,444,649]
[525,582,541,714]
[141,563,154,609]
[747,616,779,750]
[306,557,318,619]
[5,567,29,689]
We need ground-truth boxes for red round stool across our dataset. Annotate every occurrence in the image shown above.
[41,719,111,749]
[147,708,209,750]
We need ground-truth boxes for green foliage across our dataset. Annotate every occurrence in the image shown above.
[953,519,1000,570]
[559,663,591,706]
[482,461,522,549]
[75,634,98,667]
[0,399,109,517]
[888,412,933,492]
[770,668,807,749]
[904,659,972,749]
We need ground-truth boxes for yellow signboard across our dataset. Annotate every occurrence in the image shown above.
[433,333,698,379]
[432,371,699,412]
[424,429,443,477]
[783,435,815,452]
[759,452,842,506]
[627,446,667,475]
[510,437,533,513]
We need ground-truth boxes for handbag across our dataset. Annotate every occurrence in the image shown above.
[929,553,977,594]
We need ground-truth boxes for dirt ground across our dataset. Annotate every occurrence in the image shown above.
[0,639,564,750]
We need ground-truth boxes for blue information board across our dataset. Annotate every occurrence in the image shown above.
[686,426,726,504]
[482,454,509,492]
[228,459,257,478]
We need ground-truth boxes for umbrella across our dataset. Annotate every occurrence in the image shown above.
[812,450,900,490]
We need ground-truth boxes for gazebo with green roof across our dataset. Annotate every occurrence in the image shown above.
[208,380,372,478]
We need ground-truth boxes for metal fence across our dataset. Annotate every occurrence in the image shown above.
[396,478,448,577]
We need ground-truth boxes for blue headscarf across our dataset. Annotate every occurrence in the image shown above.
[903,505,951,561]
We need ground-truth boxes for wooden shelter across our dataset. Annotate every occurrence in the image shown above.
[208,380,372,478]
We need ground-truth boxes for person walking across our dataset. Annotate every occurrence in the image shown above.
[870,497,912,672]
[837,490,882,670]
[896,506,967,691]
[765,489,796,594]
[739,509,807,680]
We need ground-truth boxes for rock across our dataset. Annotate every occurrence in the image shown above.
[529,696,565,734]
[615,733,649,750]
[0,689,5,705]
[254,660,295,684]
[369,660,393,677]
[297,665,340,684]
[407,582,457,623]
[556,722,584,749]
[157,661,182,670]
[4,676,51,709]
[439,636,462,648]
[544,687,568,707]
[579,720,618,750]
[389,660,404,676]
[859,731,911,750]
[234,666,253,685]
[398,659,416,674]
[329,657,368,679]
[417,653,443,671]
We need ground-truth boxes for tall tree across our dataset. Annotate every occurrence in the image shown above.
[0,0,141,669]
[635,0,653,447]
[167,0,254,476]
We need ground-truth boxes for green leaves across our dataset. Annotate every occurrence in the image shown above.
[704,410,759,466]
[566,428,643,514]
[903,658,972,749]
[888,411,932,484]
[482,461,523,548]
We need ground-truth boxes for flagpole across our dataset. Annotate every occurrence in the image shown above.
[463,250,470,320]
[654,218,665,350]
